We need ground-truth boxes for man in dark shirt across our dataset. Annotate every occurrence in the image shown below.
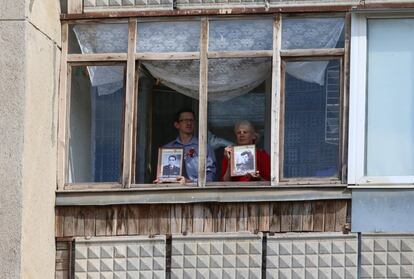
[162,155,180,177]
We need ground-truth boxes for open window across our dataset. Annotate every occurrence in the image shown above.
[59,14,349,190]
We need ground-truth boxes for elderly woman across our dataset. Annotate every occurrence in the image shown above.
[221,120,270,181]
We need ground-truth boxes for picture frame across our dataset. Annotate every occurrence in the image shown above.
[230,144,257,177]
[157,147,184,182]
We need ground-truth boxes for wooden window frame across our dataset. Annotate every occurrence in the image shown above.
[57,13,350,191]
[348,13,414,187]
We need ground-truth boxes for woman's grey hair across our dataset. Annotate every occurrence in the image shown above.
[234,120,260,144]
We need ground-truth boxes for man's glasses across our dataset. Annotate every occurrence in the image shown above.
[178,119,195,123]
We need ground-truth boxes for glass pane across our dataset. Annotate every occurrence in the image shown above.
[68,65,125,183]
[136,21,200,52]
[282,17,344,49]
[69,23,129,54]
[207,58,272,182]
[209,19,273,51]
[366,19,414,176]
[135,60,200,184]
[283,60,340,179]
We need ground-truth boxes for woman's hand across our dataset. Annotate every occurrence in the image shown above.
[224,146,232,159]
[246,171,263,181]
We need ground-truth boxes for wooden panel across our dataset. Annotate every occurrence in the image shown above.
[291,202,303,232]
[68,0,83,14]
[55,239,71,279]
[203,204,214,232]
[313,201,326,232]
[258,202,270,232]
[302,202,314,232]
[280,202,292,232]
[127,205,139,235]
[170,204,182,234]
[335,200,348,232]
[84,206,96,236]
[56,200,349,237]
[269,202,281,232]
[324,201,337,232]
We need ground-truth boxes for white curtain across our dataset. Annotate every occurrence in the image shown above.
[73,18,344,100]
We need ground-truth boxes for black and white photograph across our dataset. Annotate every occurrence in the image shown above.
[230,144,256,177]
[157,148,184,182]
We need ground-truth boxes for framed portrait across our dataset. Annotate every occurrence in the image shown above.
[157,147,184,182]
[230,144,256,177]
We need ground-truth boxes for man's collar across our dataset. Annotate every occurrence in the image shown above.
[174,136,197,145]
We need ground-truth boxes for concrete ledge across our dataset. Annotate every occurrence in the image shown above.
[56,186,350,206]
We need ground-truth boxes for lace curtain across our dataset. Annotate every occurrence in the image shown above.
[73,18,344,100]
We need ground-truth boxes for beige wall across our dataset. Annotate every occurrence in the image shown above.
[0,0,60,278]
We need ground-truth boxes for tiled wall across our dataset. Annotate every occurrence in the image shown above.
[74,236,166,279]
[171,234,263,279]
[266,233,357,279]
[70,233,414,279]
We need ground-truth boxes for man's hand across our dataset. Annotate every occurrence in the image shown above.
[176,176,188,185]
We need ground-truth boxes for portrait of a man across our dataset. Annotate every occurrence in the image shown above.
[157,147,183,182]
[231,144,256,176]
[162,155,180,177]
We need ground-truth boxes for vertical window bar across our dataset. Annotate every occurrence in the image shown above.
[271,14,282,186]
[122,18,137,188]
[198,17,209,187]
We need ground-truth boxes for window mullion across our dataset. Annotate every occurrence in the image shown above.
[122,18,137,188]
[198,17,209,187]
[270,14,282,186]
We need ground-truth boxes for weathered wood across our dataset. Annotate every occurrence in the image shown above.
[105,206,116,236]
[269,202,281,232]
[258,202,270,232]
[280,48,344,57]
[313,201,325,232]
[135,52,199,60]
[335,200,348,232]
[247,203,259,232]
[68,0,82,14]
[74,207,85,236]
[198,17,209,187]
[280,202,292,232]
[207,50,272,59]
[225,204,237,232]
[193,204,204,233]
[324,201,336,232]
[67,53,127,62]
[158,205,170,235]
[63,207,75,237]
[213,204,225,232]
[181,204,193,234]
[236,203,247,232]
[95,206,107,236]
[122,18,137,188]
[291,202,303,232]
[55,270,69,279]
[302,202,314,231]
[138,205,150,235]
[84,206,96,236]
[203,204,214,232]
[341,12,351,183]
[56,208,64,238]
[116,205,127,235]
[170,205,182,234]
[270,14,282,185]
[64,183,121,190]
[57,23,69,190]
[127,205,139,235]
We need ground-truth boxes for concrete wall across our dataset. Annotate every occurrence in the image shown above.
[0,0,60,278]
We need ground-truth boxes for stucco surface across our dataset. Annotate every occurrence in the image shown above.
[0,0,25,19]
[0,20,26,279]
[27,0,61,45]
[20,22,60,279]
